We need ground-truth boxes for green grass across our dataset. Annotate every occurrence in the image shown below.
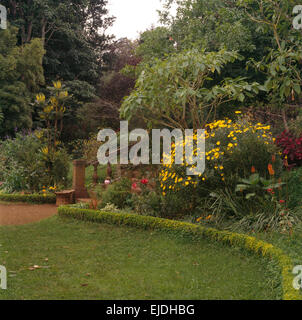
[0,215,278,300]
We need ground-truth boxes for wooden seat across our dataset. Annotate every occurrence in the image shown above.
[55,190,75,206]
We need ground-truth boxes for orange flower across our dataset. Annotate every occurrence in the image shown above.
[268,163,275,176]
[251,166,256,173]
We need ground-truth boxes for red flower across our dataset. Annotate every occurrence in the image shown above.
[267,188,275,195]
[132,183,137,189]
[279,200,285,204]
[141,179,149,185]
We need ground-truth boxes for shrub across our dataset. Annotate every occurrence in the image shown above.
[131,191,163,217]
[160,117,280,192]
[160,116,281,208]
[157,116,288,228]
[47,148,70,187]
[0,193,56,204]
[100,178,132,209]
[0,132,70,193]
[0,133,46,192]
[276,130,302,168]
[281,167,302,210]
[101,203,121,213]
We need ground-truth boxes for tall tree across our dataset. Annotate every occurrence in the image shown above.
[76,38,141,137]
[0,26,45,137]
[3,0,114,85]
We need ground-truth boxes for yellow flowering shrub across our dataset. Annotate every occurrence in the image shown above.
[159,114,280,195]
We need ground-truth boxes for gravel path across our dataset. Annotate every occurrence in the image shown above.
[0,203,57,225]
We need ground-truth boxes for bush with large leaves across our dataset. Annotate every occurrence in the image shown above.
[121,49,264,130]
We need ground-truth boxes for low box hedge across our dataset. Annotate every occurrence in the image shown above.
[0,193,56,204]
[58,206,302,301]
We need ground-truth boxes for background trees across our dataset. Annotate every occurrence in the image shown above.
[2,0,114,141]
[3,0,114,83]
[0,26,45,137]
[76,38,141,136]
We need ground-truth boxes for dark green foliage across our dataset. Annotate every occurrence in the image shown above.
[282,168,302,210]
[3,0,114,85]
[0,133,70,192]
[136,27,176,62]
[100,178,132,209]
[0,27,45,137]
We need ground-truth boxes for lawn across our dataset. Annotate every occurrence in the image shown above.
[0,215,279,300]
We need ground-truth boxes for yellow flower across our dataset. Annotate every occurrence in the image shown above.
[36,93,45,103]
[41,147,49,155]
[53,81,62,89]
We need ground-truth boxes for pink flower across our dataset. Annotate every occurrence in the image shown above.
[104,179,111,185]
[132,183,137,189]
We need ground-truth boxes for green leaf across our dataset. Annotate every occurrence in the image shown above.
[245,193,256,200]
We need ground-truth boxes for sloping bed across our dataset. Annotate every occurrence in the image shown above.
[58,206,302,300]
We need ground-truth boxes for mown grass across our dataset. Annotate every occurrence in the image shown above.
[0,215,278,300]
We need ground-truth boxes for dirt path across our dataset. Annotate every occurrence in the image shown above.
[0,203,57,226]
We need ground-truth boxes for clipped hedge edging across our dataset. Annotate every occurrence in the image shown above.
[0,193,56,204]
[58,206,301,300]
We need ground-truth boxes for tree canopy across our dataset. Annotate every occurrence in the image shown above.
[0,26,45,136]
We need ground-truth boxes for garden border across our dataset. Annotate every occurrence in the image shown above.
[58,206,302,300]
[0,193,56,204]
